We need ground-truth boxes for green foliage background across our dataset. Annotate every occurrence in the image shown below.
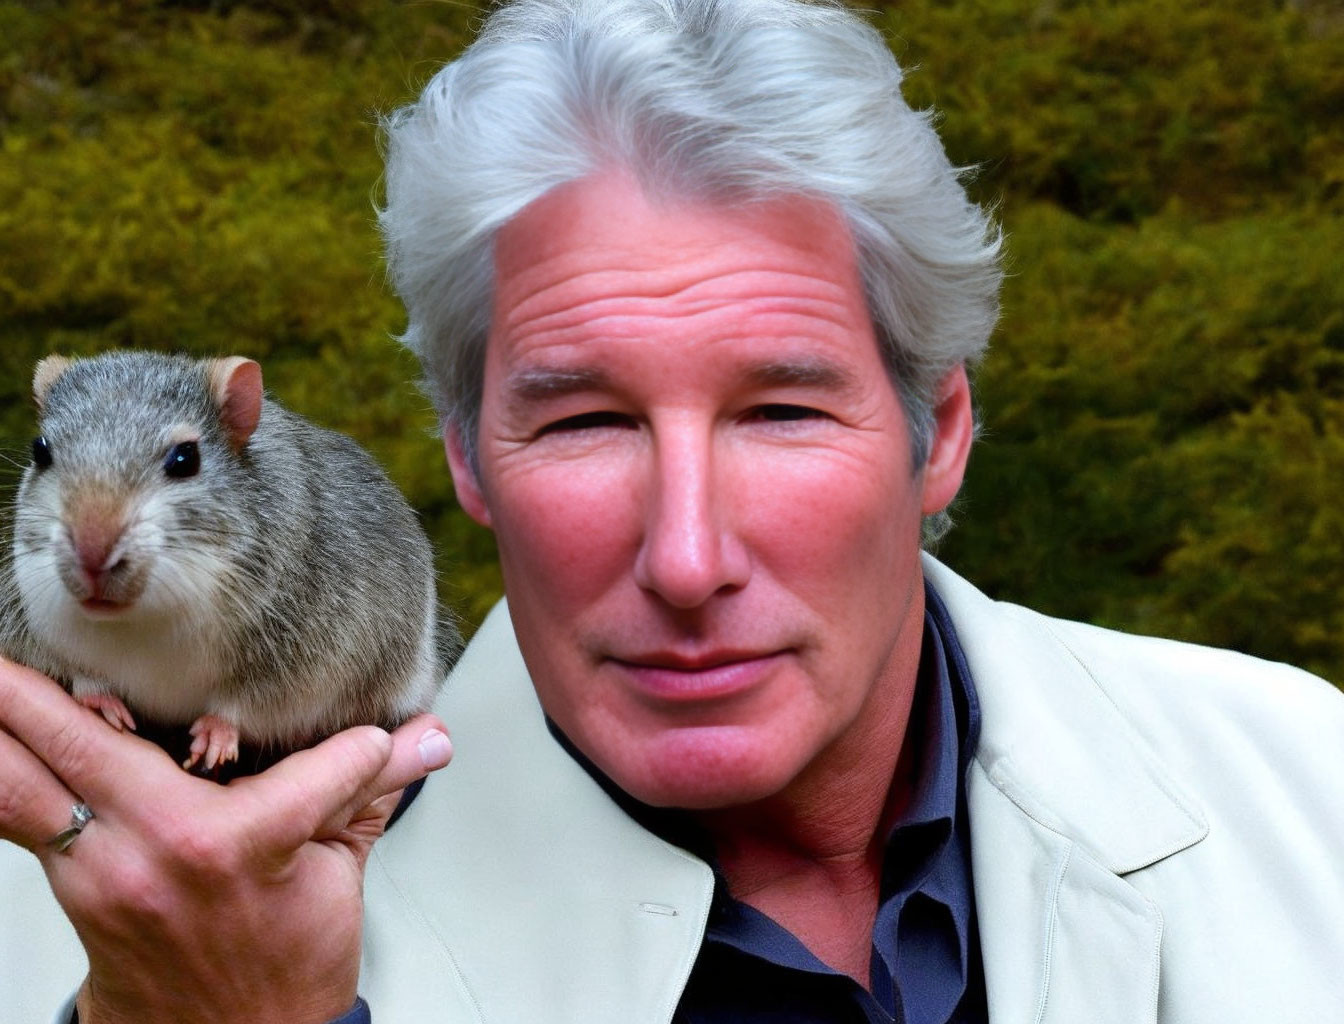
[1,0,1340,684]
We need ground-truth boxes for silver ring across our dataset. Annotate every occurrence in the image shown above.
[49,803,95,853]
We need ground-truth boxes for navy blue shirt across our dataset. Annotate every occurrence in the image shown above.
[290,586,984,1024]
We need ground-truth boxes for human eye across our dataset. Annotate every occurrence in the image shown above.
[535,410,636,436]
[749,403,829,424]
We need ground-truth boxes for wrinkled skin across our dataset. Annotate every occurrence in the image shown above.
[448,170,973,814]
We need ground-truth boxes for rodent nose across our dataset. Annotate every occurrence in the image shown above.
[59,497,137,604]
[56,507,146,609]
[71,523,125,577]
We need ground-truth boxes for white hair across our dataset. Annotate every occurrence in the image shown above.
[380,0,1001,511]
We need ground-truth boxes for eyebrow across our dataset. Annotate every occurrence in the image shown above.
[742,356,862,394]
[503,354,863,410]
[505,366,612,408]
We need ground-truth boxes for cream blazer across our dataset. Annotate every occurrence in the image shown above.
[6,556,1343,1023]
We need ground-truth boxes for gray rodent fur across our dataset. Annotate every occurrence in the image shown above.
[0,350,457,772]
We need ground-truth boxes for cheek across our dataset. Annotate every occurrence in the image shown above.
[489,457,640,598]
[738,448,918,601]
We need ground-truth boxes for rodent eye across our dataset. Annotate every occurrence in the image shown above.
[163,441,200,479]
[31,436,53,470]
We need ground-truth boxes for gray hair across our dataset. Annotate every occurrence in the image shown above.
[379,0,1001,536]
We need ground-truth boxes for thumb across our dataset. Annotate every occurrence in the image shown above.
[238,726,394,851]
[326,715,452,836]
[238,717,452,849]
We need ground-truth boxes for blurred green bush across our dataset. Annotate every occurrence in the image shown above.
[886,0,1344,683]
[1,0,1339,682]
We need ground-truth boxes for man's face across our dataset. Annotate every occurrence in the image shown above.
[448,170,970,809]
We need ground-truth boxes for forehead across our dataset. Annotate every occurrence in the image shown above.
[488,170,879,385]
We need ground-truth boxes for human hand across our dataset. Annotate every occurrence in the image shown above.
[0,656,453,1024]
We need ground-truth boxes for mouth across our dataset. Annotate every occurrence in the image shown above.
[610,650,786,704]
[79,597,132,618]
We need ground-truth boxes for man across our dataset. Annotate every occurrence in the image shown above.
[2,1,1342,1022]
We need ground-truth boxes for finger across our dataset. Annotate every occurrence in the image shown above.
[315,716,454,848]
[0,722,85,855]
[325,714,452,836]
[0,657,175,805]
[234,725,395,851]
[235,716,451,850]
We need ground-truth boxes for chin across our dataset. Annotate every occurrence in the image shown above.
[616,724,802,810]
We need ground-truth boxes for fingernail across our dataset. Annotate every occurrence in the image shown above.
[418,729,453,770]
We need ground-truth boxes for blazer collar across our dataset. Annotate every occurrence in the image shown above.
[924,554,1208,874]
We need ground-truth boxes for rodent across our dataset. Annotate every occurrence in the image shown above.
[0,350,456,774]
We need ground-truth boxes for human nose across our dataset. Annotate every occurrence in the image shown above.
[632,423,751,608]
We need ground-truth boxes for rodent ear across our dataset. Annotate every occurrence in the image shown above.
[209,357,264,448]
[33,356,73,409]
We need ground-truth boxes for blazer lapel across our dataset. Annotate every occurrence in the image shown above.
[924,556,1206,1024]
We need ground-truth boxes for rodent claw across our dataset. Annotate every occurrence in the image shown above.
[79,693,137,733]
[185,715,240,773]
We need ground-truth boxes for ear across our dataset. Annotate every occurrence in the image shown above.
[208,357,264,448]
[919,364,975,517]
[444,424,492,527]
[33,356,73,409]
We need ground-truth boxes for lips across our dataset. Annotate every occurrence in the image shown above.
[610,650,785,703]
[79,596,132,617]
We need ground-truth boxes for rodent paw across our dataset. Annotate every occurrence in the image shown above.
[184,714,241,772]
[78,693,138,732]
